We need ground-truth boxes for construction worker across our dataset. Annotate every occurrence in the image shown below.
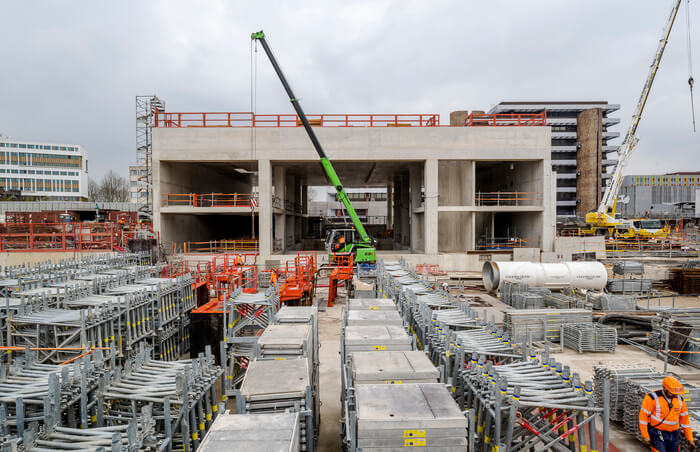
[638,375,695,451]
[269,270,277,287]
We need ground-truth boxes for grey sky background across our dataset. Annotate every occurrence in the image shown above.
[1,1,699,180]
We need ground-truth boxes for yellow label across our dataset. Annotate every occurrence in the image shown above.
[387,380,402,384]
[222,395,227,401]
[404,438,426,447]
[369,306,379,310]
[372,345,386,350]
[275,358,287,360]
[199,423,205,431]
[192,432,199,441]
[403,430,426,438]
[212,405,218,412]
[91,415,97,422]
[206,414,212,421]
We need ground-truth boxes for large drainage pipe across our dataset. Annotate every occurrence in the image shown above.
[482,261,608,292]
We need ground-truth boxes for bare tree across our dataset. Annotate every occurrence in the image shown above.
[89,171,129,202]
[88,178,101,201]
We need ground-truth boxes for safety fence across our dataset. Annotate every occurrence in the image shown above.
[162,193,258,208]
[179,239,260,254]
[474,191,543,206]
[0,222,115,252]
[155,111,441,128]
[465,112,547,126]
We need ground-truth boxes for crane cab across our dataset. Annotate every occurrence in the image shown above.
[325,228,376,263]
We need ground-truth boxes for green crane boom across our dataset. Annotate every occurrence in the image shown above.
[252,31,376,262]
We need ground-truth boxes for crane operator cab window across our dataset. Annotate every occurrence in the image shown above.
[326,229,355,253]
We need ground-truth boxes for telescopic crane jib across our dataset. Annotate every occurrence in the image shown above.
[584,0,683,238]
[251,30,377,263]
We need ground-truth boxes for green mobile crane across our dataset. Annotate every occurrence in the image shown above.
[252,31,377,263]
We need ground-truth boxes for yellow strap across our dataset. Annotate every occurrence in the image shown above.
[212,405,218,412]
[191,432,199,441]
[199,422,205,431]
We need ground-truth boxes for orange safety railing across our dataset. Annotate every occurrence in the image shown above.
[182,240,260,253]
[154,111,441,128]
[163,193,258,208]
[466,112,547,127]
[474,191,543,207]
[0,223,116,252]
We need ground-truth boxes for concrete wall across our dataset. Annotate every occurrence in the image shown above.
[153,125,553,259]
[576,108,603,218]
[438,160,473,206]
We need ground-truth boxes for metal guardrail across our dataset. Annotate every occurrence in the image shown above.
[466,112,547,126]
[182,239,259,253]
[155,111,441,128]
[162,193,257,208]
[474,191,543,206]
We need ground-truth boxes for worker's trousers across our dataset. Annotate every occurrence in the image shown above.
[649,426,680,452]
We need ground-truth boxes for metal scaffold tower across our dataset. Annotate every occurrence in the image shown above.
[135,95,164,221]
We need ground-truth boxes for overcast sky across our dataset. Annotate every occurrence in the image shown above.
[1,1,699,179]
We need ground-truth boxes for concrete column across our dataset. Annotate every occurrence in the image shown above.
[386,183,393,229]
[409,166,422,251]
[273,166,286,251]
[258,159,272,257]
[301,179,308,215]
[393,176,401,242]
[424,159,438,254]
[294,176,302,244]
[399,174,410,246]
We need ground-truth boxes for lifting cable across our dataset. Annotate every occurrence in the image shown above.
[250,38,258,160]
[685,0,697,132]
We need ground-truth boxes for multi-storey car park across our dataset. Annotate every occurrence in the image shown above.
[0,138,88,201]
[487,101,621,219]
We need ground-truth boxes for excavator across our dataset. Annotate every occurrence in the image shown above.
[583,0,688,239]
[251,31,377,263]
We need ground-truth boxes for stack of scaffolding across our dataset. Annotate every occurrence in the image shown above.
[504,309,593,343]
[593,294,637,311]
[101,345,222,451]
[340,284,466,452]
[222,287,277,391]
[0,350,104,438]
[345,350,439,386]
[342,325,413,355]
[544,292,582,309]
[236,357,315,452]
[344,308,403,327]
[351,383,467,450]
[511,292,544,309]
[199,412,301,452]
[456,353,607,452]
[592,366,661,421]
[648,311,700,368]
[562,323,617,353]
[23,404,155,451]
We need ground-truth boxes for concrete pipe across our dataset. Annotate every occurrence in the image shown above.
[482,261,608,292]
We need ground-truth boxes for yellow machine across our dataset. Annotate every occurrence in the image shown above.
[584,0,682,240]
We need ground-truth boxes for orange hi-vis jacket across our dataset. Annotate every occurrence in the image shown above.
[638,389,693,441]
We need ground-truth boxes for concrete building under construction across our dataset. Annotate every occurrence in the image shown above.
[152,111,555,269]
